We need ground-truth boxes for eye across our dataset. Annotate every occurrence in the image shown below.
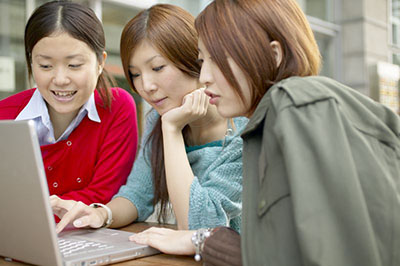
[69,64,83,68]
[196,59,203,67]
[39,64,52,69]
[152,65,165,72]
[130,72,140,79]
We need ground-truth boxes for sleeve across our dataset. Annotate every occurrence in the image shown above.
[113,109,159,221]
[188,137,243,232]
[60,89,139,204]
[273,98,382,266]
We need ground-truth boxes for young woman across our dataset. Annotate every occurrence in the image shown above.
[129,1,400,266]
[0,1,138,205]
[51,4,246,233]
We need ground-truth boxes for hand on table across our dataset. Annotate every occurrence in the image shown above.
[130,227,195,255]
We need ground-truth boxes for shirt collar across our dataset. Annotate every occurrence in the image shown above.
[85,92,101,123]
[16,89,101,123]
[16,89,50,123]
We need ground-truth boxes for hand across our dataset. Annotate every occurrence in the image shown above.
[129,227,195,255]
[50,195,106,234]
[161,88,210,132]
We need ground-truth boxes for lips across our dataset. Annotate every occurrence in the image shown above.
[51,90,77,102]
[151,97,167,106]
[204,89,220,105]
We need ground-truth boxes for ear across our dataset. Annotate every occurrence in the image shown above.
[270,41,283,68]
[98,51,107,74]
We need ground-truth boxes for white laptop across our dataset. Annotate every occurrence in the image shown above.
[0,120,159,266]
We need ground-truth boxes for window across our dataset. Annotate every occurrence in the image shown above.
[0,0,26,99]
[298,0,341,79]
[391,0,400,66]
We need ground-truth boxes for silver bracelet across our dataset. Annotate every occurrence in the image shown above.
[191,228,213,261]
[89,203,113,228]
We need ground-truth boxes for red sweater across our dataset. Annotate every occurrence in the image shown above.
[0,88,138,204]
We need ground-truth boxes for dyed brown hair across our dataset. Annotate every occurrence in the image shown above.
[25,0,114,107]
[195,0,321,115]
[120,4,200,222]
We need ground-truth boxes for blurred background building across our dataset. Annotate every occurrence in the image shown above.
[0,0,398,124]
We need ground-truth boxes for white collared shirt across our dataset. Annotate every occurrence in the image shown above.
[16,89,101,146]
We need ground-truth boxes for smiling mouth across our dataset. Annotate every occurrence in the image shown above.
[51,90,77,97]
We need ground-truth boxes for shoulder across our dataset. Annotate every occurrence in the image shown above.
[95,87,136,110]
[268,76,339,110]
[111,87,135,103]
[0,89,36,119]
[95,88,137,120]
[270,76,400,144]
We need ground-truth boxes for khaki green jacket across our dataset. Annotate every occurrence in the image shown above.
[241,76,400,266]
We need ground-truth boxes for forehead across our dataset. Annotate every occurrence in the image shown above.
[198,38,209,54]
[32,32,95,57]
[129,40,164,67]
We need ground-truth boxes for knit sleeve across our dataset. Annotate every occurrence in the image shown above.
[59,88,138,204]
[113,109,159,221]
[188,136,243,232]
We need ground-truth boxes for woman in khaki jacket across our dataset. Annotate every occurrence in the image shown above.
[130,0,400,265]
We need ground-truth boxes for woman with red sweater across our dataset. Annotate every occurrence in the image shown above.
[0,1,138,205]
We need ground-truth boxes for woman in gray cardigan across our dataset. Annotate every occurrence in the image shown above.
[130,0,400,265]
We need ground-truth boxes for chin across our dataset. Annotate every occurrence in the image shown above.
[217,109,236,119]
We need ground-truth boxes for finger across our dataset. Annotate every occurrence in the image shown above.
[130,232,163,247]
[55,201,88,234]
[192,90,202,113]
[200,89,209,113]
[73,215,93,228]
[182,93,193,106]
[50,197,76,219]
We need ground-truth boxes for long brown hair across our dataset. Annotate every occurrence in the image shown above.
[120,4,200,222]
[25,0,114,108]
[195,0,321,115]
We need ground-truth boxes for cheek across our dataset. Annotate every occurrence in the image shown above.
[80,67,100,89]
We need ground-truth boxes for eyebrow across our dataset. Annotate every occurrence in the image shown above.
[34,54,85,60]
[129,55,162,69]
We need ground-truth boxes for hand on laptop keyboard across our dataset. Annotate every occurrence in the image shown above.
[50,195,106,234]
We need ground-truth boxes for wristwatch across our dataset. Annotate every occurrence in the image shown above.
[89,203,113,228]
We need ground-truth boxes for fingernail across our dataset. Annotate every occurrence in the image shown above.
[73,219,82,227]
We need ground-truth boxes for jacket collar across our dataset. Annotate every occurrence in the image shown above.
[241,90,271,137]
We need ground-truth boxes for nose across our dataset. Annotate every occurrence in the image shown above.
[141,73,157,93]
[52,67,70,86]
[199,60,213,87]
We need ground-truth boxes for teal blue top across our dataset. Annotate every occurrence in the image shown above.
[115,109,248,232]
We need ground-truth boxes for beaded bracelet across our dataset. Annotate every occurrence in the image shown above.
[191,228,213,261]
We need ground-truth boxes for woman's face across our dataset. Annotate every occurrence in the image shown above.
[129,40,198,115]
[31,32,105,118]
[198,38,252,118]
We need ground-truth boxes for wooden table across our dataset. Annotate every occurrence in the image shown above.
[0,222,201,266]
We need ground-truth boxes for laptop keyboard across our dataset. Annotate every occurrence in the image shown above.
[58,238,115,257]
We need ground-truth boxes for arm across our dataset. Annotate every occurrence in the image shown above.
[161,89,209,229]
[274,98,382,266]
[52,109,159,233]
[188,140,243,231]
[59,90,138,204]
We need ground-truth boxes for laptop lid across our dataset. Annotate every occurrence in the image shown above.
[0,120,159,266]
[0,120,63,266]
